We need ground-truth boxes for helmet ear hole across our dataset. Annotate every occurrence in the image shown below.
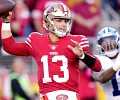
[44,18,50,30]
[45,20,47,23]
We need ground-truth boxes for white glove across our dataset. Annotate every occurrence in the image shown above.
[113,53,120,71]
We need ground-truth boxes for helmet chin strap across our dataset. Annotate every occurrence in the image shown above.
[54,27,67,37]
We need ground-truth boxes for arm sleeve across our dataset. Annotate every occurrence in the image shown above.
[11,79,31,100]
[91,55,102,72]
[80,52,102,72]
[2,36,32,56]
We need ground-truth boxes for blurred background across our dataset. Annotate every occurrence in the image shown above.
[0,0,120,100]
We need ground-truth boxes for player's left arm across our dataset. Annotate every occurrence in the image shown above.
[68,36,102,72]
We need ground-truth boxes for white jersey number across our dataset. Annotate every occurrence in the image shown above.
[41,55,69,83]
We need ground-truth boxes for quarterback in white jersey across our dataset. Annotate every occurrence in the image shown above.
[92,27,120,100]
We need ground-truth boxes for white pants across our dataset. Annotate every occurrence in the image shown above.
[40,90,80,100]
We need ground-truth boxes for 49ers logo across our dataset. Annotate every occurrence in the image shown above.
[56,94,68,100]
[47,6,55,13]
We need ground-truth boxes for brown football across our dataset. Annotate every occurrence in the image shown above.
[0,0,15,18]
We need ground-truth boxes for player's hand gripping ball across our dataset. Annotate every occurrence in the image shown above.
[0,0,15,18]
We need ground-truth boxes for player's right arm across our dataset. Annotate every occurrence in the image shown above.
[92,68,116,83]
[1,12,31,56]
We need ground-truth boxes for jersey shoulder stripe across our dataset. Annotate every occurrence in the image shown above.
[25,32,45,48]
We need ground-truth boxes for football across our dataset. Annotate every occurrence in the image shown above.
[0,0,15,17]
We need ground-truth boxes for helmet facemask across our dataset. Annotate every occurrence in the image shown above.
[98,36,119,57]
[97,27,120,58]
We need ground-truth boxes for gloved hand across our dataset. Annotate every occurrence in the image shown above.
[113,53,120,71]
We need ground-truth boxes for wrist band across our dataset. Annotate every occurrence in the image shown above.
[80,53,96,69]
[2,22,11,31]
[79,53,85,59]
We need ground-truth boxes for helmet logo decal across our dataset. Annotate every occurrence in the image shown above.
[47,6,55,13]
[56,94,68,100]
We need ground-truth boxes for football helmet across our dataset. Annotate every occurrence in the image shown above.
[43,1,73,37]
[97,27,120,58]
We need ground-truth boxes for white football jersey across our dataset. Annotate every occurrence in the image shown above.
[93,54,120,100]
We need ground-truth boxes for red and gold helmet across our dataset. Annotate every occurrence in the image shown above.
[43,1,73,37]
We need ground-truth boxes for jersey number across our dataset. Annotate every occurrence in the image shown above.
[111,71,120,96]
[41,55,69,83]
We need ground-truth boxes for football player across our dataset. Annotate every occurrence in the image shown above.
[1,2,101,100]
[92,27,120,100]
